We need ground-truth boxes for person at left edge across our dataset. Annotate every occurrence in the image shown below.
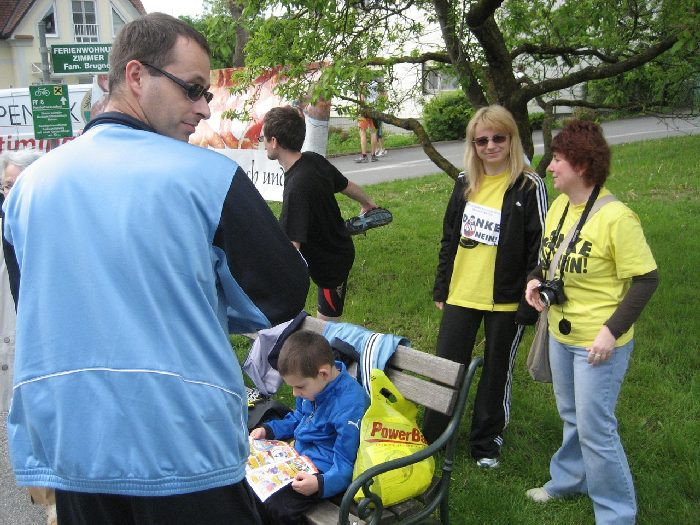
[1,151,57,525]
[2,13,309,525]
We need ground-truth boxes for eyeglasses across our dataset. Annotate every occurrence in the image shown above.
[141,62,213,103]
[472,134,509,147]
[258,135,265,143]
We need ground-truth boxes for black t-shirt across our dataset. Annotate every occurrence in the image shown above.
[280,152,354,287]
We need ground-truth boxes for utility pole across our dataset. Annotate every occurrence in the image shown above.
[37,19,60,150]
[38,19,51,83]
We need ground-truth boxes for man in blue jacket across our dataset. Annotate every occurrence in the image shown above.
[2,13,309,524]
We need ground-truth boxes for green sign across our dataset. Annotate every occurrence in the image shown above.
[51,43,111,74]
[29,84,73,139]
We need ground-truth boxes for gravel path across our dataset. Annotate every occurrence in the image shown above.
[1,411,48,525]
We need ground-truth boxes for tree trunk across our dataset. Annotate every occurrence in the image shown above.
[535,102,555,177]
[504,98,534,162]
[227,0,248,67]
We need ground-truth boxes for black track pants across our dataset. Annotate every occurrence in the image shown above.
[422,304,524,459]
[56,481,262,525]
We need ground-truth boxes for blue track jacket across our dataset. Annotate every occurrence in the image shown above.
[2,113,309,496]
[263,362,368,498]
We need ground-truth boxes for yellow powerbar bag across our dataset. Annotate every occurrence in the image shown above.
[352,369,435,506]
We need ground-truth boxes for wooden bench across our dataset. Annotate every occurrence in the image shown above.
[280,316,484,525]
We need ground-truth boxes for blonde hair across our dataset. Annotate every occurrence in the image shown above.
[463,105,533,198]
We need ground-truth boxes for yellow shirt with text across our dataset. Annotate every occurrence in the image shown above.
[541,188,656,347]
[448,171,518,311]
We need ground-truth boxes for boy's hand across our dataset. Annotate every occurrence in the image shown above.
[291,472,319,496]
[249,427,266,440]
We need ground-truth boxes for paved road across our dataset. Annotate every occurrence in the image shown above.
[332,115,700,185]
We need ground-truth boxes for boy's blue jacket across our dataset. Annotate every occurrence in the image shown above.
[263,362,368,498]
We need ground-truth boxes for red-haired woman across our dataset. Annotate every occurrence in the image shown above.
[525,120,658,524]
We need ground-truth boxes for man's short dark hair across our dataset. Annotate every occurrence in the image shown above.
[109,13,211,94]
[263,106,306,152]
[277,330,334,378]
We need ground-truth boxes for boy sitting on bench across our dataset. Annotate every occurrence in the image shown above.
[250,330,368,524]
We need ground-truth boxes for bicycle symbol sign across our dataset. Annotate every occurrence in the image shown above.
[28,83,73,139]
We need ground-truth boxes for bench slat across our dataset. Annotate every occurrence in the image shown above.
[301,315,329,333]
[301,317,464,387]
[390,346,463,387]
[386,368,457,415]
[305,500,365,525]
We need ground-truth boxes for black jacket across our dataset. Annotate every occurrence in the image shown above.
[433,172,548,325]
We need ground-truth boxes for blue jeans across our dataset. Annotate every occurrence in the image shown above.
[544,336,636,525]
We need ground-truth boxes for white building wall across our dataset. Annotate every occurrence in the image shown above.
[1,0,142,89]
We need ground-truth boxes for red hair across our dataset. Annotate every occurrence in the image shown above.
[551,120,610,186]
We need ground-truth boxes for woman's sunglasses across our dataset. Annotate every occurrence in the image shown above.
[472,134,508,147]
[141,62,214,103]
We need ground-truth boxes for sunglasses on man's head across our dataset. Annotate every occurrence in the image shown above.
[141,62,213,103]
[472,134,509,147]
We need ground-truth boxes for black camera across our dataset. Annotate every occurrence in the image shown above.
[538,279,566,307]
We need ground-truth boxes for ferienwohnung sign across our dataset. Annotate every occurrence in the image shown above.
[51,44,111,74]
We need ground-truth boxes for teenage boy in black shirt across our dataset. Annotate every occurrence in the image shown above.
[262,106,378,320]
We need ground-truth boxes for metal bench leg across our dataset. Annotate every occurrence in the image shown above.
[440,496,450,524]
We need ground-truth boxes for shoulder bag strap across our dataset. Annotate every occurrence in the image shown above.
[546,194,617,281]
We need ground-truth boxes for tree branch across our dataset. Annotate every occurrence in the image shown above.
[365,51,452,66]
[521,36,678,101]
[510,43,619,63]
[546,99,656,111]
[466,0,505,27]
[432,0,488,106]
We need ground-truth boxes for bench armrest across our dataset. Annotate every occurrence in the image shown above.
[339,440,440,524]
[339,356,483,525]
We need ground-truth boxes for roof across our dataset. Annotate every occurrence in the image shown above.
[0,0,33,38]
[1,0,147,39]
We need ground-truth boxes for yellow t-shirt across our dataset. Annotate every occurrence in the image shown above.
[447,171,518,311]
[541,188,657,347]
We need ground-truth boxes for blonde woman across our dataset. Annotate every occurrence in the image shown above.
[423,105,547,468]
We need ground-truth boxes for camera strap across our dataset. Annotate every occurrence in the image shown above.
[545,186,617,281]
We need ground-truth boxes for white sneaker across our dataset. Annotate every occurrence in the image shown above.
[376,149,387,157]
[526,487,554,503]
[475,457,500,469]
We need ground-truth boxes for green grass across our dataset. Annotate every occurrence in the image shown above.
[235,135,700,523]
